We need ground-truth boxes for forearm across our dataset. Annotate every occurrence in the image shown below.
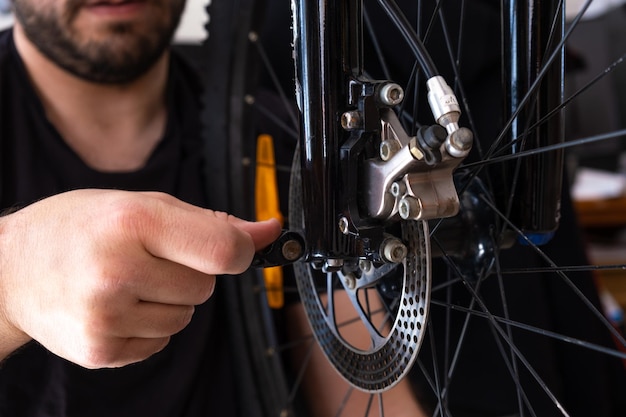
[0,214,32,362]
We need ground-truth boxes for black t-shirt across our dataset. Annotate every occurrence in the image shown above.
[0,29,236,417]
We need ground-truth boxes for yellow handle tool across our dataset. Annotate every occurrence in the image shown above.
[255,134,285,309]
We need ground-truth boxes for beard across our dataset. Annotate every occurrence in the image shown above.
[13,0,186,84]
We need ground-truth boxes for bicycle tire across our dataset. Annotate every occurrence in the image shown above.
[202,1,296,416]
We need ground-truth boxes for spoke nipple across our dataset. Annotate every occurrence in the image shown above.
[248,31,259,42]
[244,94,255,105]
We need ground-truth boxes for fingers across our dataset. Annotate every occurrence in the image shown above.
[94,302,196,340]
[127,257,216,305]
[74,337,172,369]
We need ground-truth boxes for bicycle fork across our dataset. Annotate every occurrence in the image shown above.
[287,0,472,270]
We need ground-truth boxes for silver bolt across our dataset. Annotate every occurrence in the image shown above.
[398,196,422,220]
[390,181,406,198]
[343,273,357,290]
[379,140,400,161]
[379,83,405,106]
[338,216,350,235]
[446,127,473,158]
[381,238,408,263]
[281,239,303,262]
[359,259,372,273]
[341,111,362,130]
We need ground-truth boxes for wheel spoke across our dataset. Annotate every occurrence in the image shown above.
[250,33,300,129]
[430,299,626,360]
[333,387,355,417]
[444,258,572,416]
[480,194,626,347]
[464,128,626,170]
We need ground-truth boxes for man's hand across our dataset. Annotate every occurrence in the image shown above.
[0,189,281,368]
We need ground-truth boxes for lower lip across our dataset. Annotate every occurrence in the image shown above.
[84,1,147,18]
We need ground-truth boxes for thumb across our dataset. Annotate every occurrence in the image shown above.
[228,217,282,251]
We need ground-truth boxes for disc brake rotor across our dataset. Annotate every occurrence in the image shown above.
[295,221,430,392]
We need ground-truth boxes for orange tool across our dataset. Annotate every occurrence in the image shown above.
[255,134,285,309]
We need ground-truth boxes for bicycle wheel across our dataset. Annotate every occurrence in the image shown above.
[206,0,626,416]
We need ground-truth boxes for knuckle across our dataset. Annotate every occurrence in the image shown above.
[152,337,171,356]
[104,194,153,238]
[76,340,118,369]
[195,276,216,303]
[173,306,195,332]
[81,306,119,341]
[76,336,170,369]
[203,235,253,274]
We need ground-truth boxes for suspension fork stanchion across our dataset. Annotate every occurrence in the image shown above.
[293,0,362,267]
[502,0,565,244]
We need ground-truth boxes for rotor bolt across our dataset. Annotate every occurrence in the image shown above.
[381,238,408,263]
[359,259,372,273]
[281,239,304,262]
[344,273,357,290]
[398,196,422,220]
[324,258,344,273]
[338,216,350,235]
[379,83,405,107]
[341,111,362,131]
